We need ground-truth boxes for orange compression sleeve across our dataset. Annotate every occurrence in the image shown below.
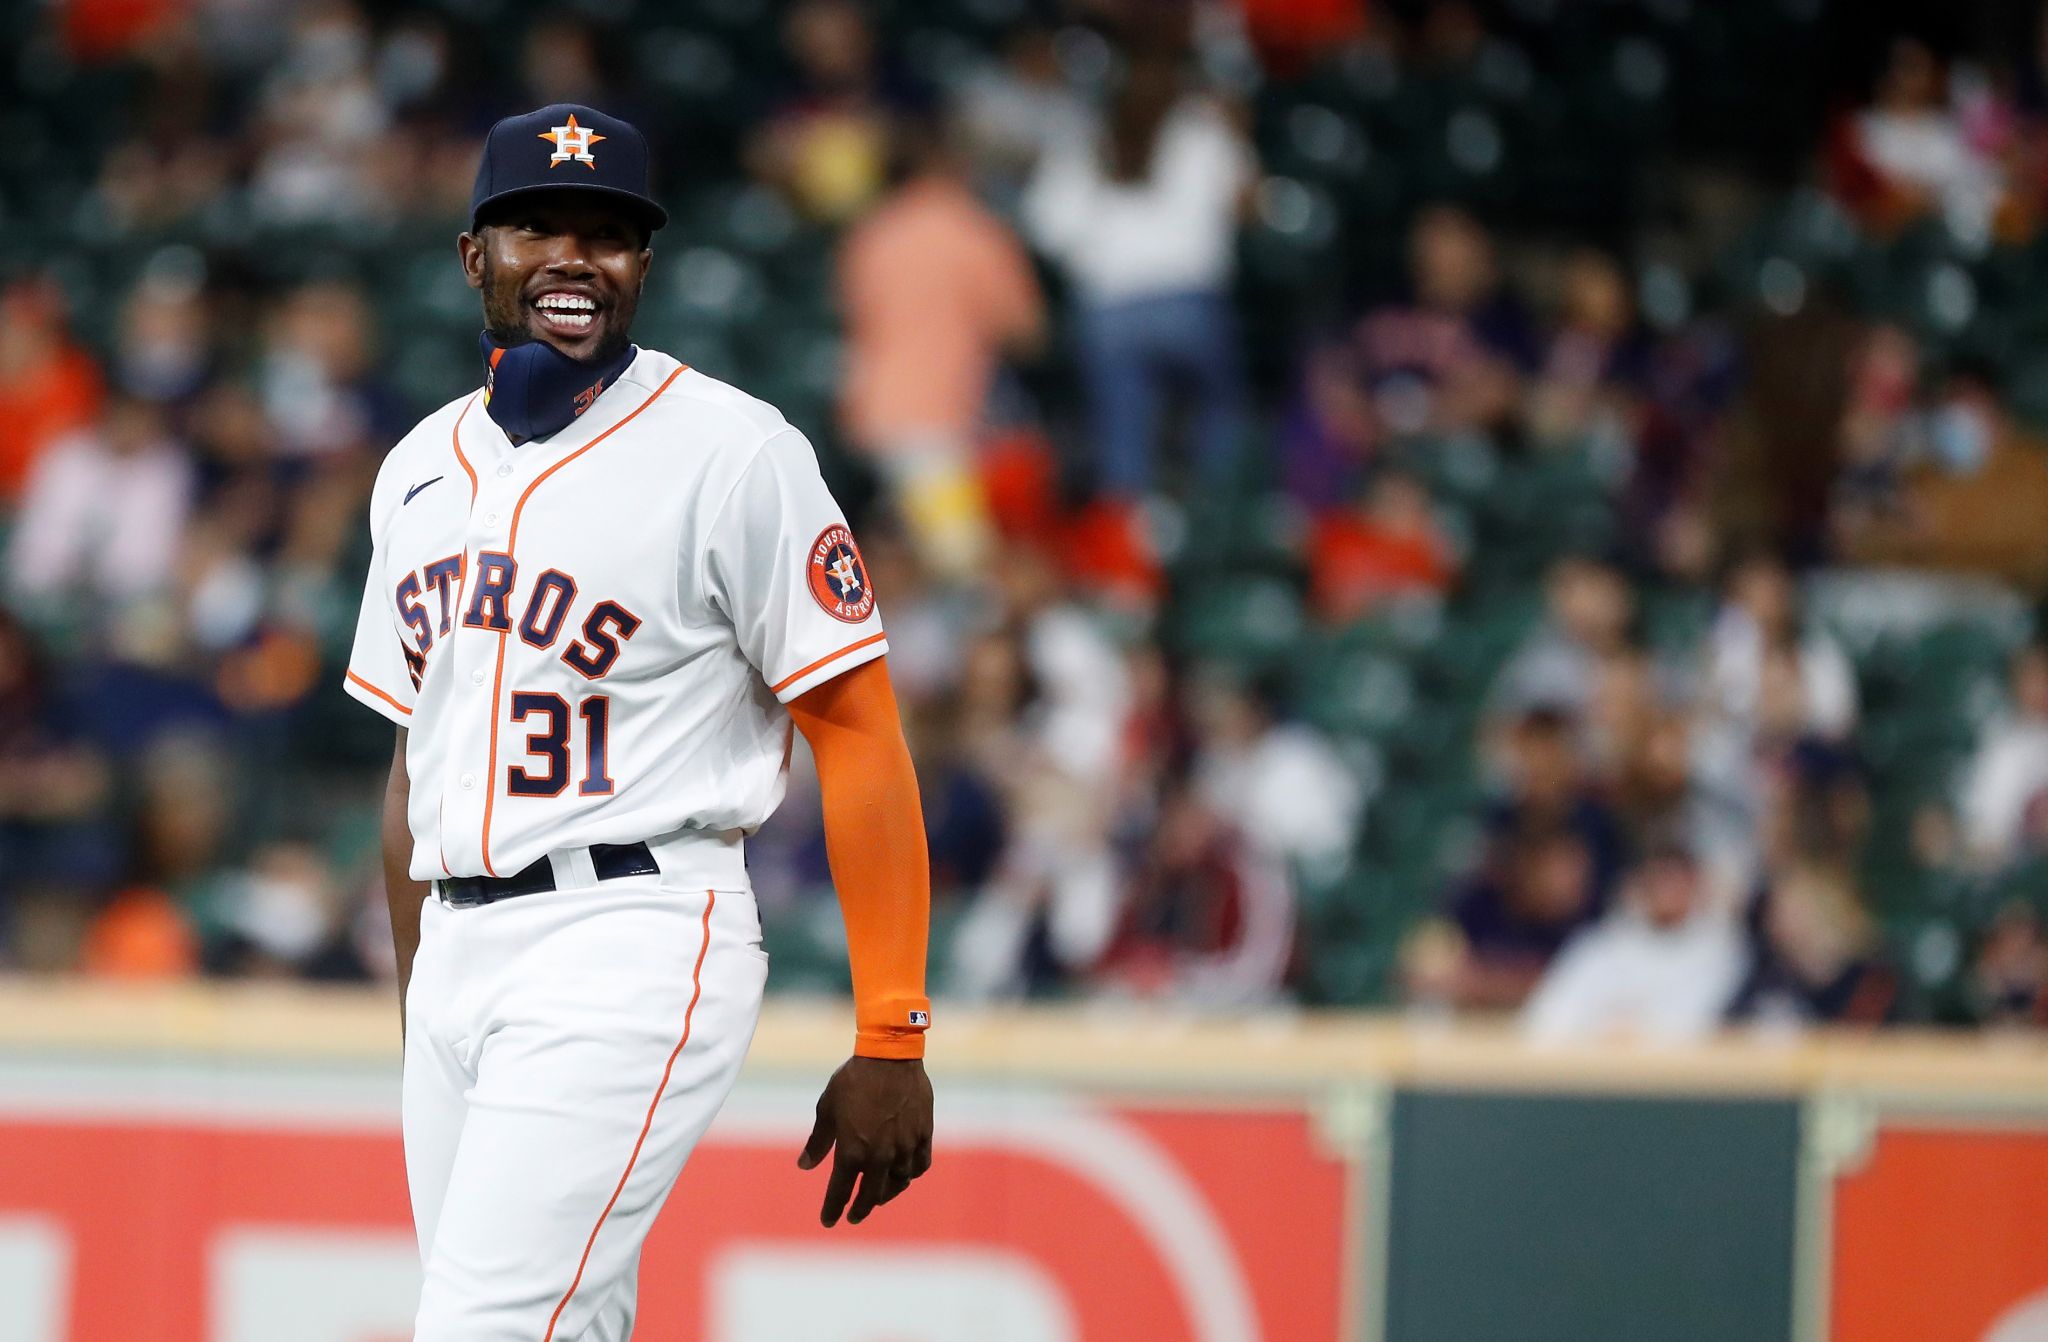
[786,655,932,1059]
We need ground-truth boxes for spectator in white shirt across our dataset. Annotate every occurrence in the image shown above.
[1961,644,2048,868]
[1189,669,1362,873]
[1024,49,1255,496]
[7,392,193,618]
[1840,37,2003,245]
[1703,553,1858,743]
[1521,841,1747,1043]
[1693,553,1858,828]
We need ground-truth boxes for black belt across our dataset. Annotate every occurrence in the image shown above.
[436,842,659,908]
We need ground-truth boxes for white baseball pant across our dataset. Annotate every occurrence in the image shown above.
[402,868,767,1341]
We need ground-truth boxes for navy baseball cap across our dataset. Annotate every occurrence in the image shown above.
[469,103,668,235]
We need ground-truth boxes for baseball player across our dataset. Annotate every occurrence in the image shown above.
[343,104,933,1340]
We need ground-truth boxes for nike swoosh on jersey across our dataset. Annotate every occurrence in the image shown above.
[404,476,445,505]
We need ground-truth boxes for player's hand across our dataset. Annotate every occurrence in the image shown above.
[797,1056,933,1227]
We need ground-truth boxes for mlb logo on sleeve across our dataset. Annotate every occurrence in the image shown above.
[908,1010,930,1027]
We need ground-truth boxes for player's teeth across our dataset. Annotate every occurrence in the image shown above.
[535,297,595,328]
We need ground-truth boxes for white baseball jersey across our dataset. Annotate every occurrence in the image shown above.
[343,346,887,882]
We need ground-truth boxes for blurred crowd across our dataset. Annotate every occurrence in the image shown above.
[12,0,2048,1035]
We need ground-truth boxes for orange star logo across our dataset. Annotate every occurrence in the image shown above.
[538,114,605,169]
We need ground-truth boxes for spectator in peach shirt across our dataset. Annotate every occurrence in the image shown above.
[839,114,1045,576]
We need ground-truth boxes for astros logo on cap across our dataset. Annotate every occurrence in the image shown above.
[539,113,605,169]
[807,525,875,623]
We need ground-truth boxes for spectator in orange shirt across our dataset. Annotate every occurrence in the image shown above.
[0,275,104,506]
[839,113,1045,576]
[1308,469,1457,623]
[80,886,197,981]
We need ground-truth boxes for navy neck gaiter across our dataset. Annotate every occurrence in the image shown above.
[480,332,637,443]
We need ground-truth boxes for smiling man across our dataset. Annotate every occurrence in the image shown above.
[342,104,934,1341]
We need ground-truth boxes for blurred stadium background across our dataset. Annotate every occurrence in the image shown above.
[8,0,2048,1338]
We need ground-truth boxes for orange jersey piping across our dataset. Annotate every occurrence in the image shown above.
[540,890,714,1342]
[769,631,888,696]
[346,670,413,717]
[477,366,686,875]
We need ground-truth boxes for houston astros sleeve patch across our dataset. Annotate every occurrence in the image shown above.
[705,428,887,702]
[806,525,875,624]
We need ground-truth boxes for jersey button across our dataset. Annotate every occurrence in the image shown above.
[471,669,485,686]
[496,464,512,478]
[460,773,476,790]
[485,511,500,526]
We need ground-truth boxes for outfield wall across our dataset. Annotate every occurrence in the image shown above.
[0,982,2043,1342]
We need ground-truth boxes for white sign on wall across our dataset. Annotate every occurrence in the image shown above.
[0,1217,68,1342]
[211,1227,421,1342]
[711,1245,1080,1342]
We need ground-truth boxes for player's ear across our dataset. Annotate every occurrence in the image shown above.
[457,231,486,291]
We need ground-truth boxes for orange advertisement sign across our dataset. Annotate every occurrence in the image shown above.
[0,1080,1353,1342]
[1832,1125,2048,1342]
